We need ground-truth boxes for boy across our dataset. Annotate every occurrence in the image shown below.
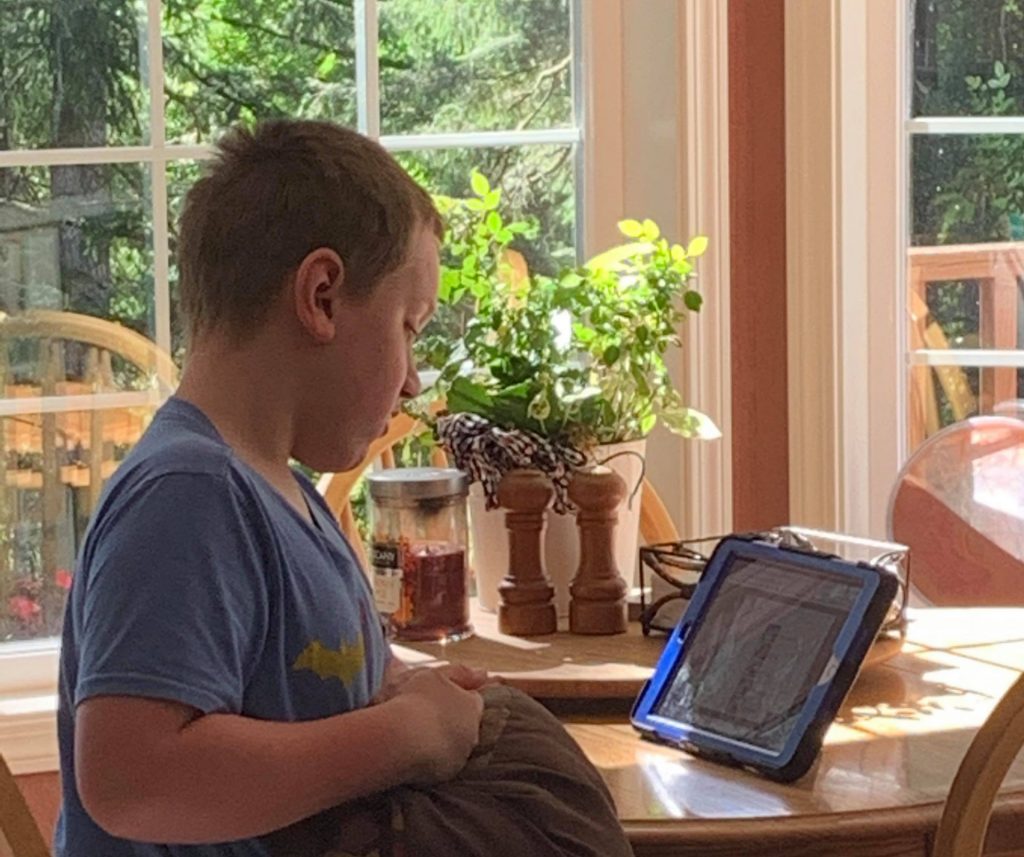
[55,119,486,855]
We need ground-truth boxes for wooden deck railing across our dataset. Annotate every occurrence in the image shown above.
[908,242,1023,450]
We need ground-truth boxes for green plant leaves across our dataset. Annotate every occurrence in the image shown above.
[316,52,338,78]
[527,390,551,421]
[686,235,709,257]
[446,376,494,414]
[661,407,721,439]
[618,218,643,238]
[470,170,491,197]
[585,241,656,271]
[417,174,717,446]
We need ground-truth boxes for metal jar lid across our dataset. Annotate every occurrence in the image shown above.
[367,467,469,502]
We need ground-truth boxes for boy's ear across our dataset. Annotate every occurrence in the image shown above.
[293,248,344,343]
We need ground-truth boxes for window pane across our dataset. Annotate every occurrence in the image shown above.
[1,164,156,338]
[0,0,149,148]
[162,0,357,144]
[912,135,1024,247]
[1,402,161,641]
[909,133,1024,450]
[166,160,205,363]
[913,0,1024,117]
[916,278,1023,352]
[379,0,573,135]
[397,144,577,276]
[1,163,163,644]
[908,363,1024,448]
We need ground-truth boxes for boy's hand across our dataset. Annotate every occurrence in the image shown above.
[375,662,490,703]
[385,666,485,783]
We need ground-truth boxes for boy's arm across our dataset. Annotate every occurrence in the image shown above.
[77,664,483,845]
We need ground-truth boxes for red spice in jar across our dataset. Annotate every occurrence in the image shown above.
[394,542,471,642]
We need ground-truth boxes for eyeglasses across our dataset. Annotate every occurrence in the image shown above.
[637,528,911,639]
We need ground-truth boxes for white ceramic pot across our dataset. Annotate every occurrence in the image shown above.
[470,439,647,616]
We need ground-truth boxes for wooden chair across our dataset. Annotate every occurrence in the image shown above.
[0,310,178,603]
[908,289,978,450]
[0,754,49,857]
[933,671,1024,857]
[0,310,178,389]
[638,477,680,544]
[907,242,1022,451]
[888,415,1024,607]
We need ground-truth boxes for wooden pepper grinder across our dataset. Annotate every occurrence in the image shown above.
[497,469,558,636]
[568,465,628,634]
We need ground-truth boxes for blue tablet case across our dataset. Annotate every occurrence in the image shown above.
[630,534,899,782]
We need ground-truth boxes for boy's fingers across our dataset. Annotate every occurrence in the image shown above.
[437,663,489,689]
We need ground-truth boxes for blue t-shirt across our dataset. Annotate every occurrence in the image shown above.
[55,397,388,856]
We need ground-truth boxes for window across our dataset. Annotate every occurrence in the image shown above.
[908,0,1024,451]
[785,0,1024,539]
[0,0,581,650]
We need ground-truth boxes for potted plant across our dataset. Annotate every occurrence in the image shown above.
[412,172,719,612]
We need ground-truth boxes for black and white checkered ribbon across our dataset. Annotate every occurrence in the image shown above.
[435,412,587,513]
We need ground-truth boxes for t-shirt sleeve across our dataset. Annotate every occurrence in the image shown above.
[74,472,270,714]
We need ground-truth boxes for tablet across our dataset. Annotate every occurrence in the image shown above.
[630,534,899,781]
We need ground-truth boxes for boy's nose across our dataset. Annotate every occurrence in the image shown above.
[400,367,422,400]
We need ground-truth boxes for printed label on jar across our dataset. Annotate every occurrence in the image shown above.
[371,541,403,614]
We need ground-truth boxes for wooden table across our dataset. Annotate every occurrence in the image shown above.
[398,605,1024,857]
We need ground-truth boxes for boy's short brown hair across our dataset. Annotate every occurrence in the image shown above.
[178,119,442,341]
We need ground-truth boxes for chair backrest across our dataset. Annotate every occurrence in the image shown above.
[888,415,1024,606]
[639,477,680,544]
[933,671,1024,857]
[0,310,180,505]
[907,242,1022,449]
[907,288,977,447]
[0,309,180,636]
[0,310,179,390]
[0,754,49,857]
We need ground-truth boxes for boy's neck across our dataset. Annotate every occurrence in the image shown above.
[176,335,298,479]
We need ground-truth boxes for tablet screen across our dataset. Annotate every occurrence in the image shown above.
[652,554,864,753]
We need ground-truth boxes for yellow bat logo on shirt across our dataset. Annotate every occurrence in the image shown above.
[292,635,366,685]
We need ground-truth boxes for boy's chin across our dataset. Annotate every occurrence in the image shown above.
[293,443,367,476]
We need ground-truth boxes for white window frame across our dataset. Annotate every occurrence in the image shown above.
[785,0,907,540]
[0,0,585,771]
[787,0,1024,541]
[0,0,733,773]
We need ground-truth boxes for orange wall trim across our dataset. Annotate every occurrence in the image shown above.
[728,0,790,530]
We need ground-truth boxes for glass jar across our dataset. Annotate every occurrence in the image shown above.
[367,467,472,642]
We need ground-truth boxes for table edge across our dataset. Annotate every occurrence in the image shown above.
[621,788,1024,844]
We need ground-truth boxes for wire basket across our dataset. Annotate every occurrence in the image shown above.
[638,526,910,637]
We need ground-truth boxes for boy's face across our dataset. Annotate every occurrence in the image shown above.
[292,226,439,472]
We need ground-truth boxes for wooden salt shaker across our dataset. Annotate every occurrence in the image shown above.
[497,469,557,636]
[568,465,628,634]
